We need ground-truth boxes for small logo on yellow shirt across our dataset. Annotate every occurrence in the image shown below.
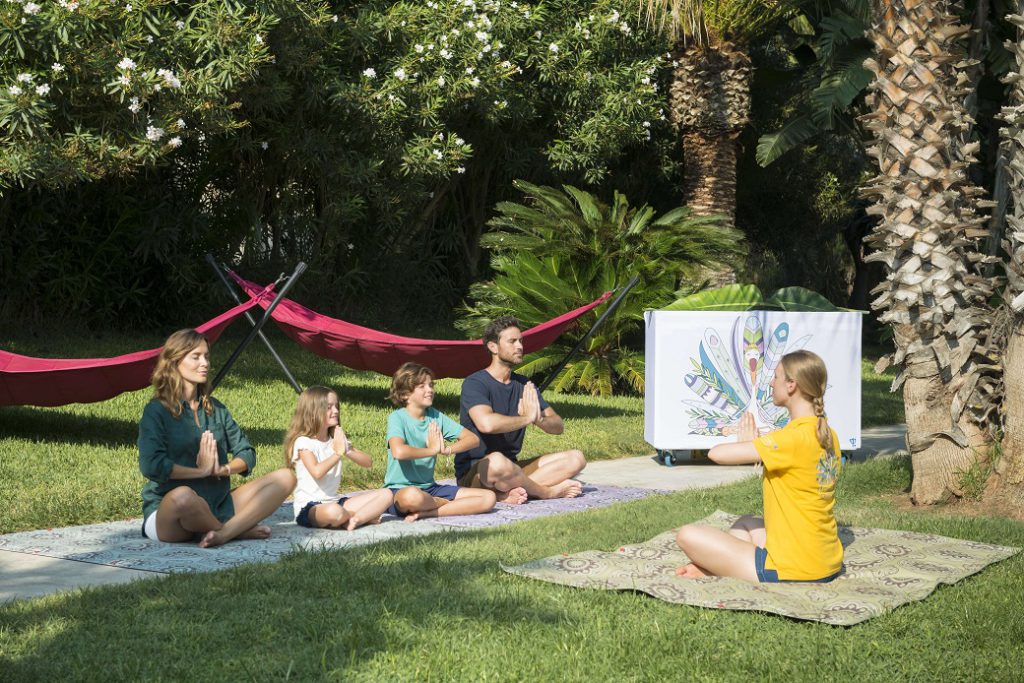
[817,448,839,499]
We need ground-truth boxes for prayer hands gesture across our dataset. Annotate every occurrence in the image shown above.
[332,424,351,456]
[517,382,543,425]
[427,420,452,456]
[738,412,759,443]
[196,430,218,476]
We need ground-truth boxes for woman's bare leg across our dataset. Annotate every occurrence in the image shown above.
[154,486,222,542]
[674,524,759,582]
[728,515,766,546]
[199,468,295,548]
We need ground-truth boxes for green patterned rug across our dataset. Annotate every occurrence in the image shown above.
[502,511,1020,625]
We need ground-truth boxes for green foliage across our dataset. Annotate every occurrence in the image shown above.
[459,181,745,396]
[1,0,677,327]
[755,1,873,166]
[665,282,852,311]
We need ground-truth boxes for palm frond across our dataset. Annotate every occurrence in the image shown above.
[756,114,819,167]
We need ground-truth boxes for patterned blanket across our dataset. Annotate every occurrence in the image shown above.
[502,510,1020,625]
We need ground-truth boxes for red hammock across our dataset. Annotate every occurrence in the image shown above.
[0,297,262,407]
[229,272,612,378]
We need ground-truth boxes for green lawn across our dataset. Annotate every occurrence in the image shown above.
[1,456,1021,680]
[0,330,900,534]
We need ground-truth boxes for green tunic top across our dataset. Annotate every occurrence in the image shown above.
[138,397,256,522]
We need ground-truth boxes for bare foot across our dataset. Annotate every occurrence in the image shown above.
[198,529,226,548]
[238,524,271,540]
[497,487,528,505]
[346,515,381,531]
[675,563,710,579]
[404,512,420,523]
[543,479,583,500]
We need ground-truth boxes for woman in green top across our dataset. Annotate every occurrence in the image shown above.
[138,329,296,547]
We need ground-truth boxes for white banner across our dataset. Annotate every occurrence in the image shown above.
[644,311,862,451]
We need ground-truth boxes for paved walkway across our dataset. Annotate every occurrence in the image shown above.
[0,424,908,604]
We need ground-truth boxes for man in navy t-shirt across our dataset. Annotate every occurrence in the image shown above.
[457,316,586,503]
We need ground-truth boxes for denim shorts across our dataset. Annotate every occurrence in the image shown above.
[295,497,348,528]
[754,546,843,583]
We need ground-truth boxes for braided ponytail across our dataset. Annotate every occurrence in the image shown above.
[780,351,833,453]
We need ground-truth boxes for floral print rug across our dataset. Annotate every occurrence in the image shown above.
[501,510,1020,625]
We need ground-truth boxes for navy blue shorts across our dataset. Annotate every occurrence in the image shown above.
[295,497,348,528]
[754,546,843,583]
[387,483,461,515]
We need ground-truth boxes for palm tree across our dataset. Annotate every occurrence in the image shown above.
[990,8,1024,504]
[860,0,998,504]
[642,1,798,220]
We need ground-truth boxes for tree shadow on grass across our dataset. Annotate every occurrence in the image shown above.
[0,530,571,679]
[0,408,138,447]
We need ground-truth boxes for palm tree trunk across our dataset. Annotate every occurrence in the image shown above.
[681,129,739,220]
[862,0,994,504]
[988,8,1024,502]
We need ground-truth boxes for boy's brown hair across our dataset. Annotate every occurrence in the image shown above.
[389,362,435,406]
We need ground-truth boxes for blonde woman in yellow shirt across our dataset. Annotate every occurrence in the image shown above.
[675,350,843,583]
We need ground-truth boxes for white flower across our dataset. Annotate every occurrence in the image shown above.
[549,43,559,53]
[128,96,141,113]
[176,118,186,129]
[260,141,269,150]
[641,77,650,85]
[167,136,182,148]
[483,44,491,53]
[394,67,407,81]
[157,68,181,89]
[470,77,480,87]
[362,67,376,79]
[254,35,264,45]
[500,60,512,69]
[52,63,65,73]
[16,73,33,83]
[454,136,464,145]
[534,31,542,38]
[125,3,133,12]
[432,149,443,159]
[145,125,165,141]
[118,75,131,86]
[175,20,185,29]
[465,67,474,74]
[8,85,23,96]
[456,166,466,174]
[475,31,489,42]
[440,49,451,59]
[437,76,445,87]
[427,44,434,51]
[415,44,424,53]
[117,58,136,70]
[23,2,40,15]
[35,83,49,95]
[609,10,620,23]
[330,14,338,22]
[642,121,651,128]
[347,243,355,250]
[146,35,154,43]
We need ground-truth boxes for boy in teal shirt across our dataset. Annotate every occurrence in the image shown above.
[385,362,496,521]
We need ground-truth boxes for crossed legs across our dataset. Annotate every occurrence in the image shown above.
[308,489,394,530]
[393,486,496,522]
[154,468,296,547]
[466,450,586,504]
[674,514,764,582]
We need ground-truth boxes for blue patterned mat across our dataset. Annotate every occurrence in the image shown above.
[0,484,664,574]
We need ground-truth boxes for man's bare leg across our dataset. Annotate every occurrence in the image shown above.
[520,450,586,498]
[473,452,584,501]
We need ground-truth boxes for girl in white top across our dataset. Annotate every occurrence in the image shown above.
[283,386,393,530]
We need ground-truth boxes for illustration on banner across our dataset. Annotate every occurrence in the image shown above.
[683,316,810,436]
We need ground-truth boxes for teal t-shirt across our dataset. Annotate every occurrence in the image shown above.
[384,407,464,489]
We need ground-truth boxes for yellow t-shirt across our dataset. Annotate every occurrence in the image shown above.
[753,416,843,580]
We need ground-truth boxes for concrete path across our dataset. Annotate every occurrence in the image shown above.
[0,424,908,605]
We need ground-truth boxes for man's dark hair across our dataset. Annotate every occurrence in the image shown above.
[482,316,521,350]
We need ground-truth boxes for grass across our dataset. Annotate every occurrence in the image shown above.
[0,456,1021,681]
[0,329,901,535]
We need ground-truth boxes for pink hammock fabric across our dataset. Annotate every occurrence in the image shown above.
[0,297,262,407]
[229,272,613,378]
